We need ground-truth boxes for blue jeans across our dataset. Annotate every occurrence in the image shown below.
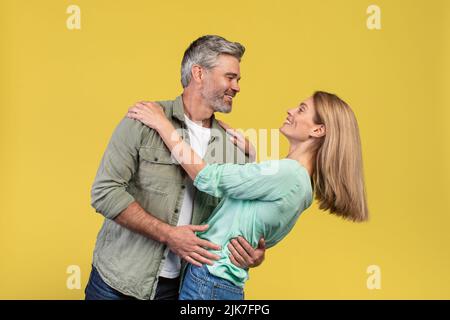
[85,265,179,300]
[179,264,244,300]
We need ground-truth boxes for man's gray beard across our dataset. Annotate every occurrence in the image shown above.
[202,90,232,113]
[210,97,232,113]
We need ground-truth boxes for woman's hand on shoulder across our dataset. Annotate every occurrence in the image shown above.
[127,101,168,131]
[217,120,256,162]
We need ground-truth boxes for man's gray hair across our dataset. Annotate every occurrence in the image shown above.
[181,35,245,88]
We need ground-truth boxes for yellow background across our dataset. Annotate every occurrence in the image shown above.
[1,0,449,299]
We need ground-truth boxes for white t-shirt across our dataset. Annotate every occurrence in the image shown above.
[159,115,211,278]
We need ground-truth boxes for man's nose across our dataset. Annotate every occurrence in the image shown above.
[231,81,240,93]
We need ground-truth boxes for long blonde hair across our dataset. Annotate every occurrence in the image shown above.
[311,91,369,222]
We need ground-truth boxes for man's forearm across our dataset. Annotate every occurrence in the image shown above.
[113,201,172,244]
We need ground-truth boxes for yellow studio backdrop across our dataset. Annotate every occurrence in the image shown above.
[0,0,449,299]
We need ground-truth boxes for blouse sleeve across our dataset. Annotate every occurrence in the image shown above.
[193,160,299,201]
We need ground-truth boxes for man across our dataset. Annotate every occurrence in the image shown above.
[85,35,266,300]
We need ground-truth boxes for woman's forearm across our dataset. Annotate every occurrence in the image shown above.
[157,121,206,180]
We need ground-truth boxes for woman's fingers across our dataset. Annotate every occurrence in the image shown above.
[126,111,138,119]
[128,106,140,113]
[127,109,141,118]
[135,103,148,110]
[131,100,164,111]
[226,128,243,139]
[227,129,249,151]
[229,253,240,268]
[226,129,241,142]
[258,238,266,249]
[227,129,243,146]
[144,101,158,108]
[227,240,246,267]
[236,236,255,254]
[132,101,152,110]
[126,101,166,130]
[231,238,252,262]
[217,119,231,131]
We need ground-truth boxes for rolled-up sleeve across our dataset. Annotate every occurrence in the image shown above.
[193,160,295,201]
[90,118,144,220]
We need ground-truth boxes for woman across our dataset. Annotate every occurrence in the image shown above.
[126,91,369,300]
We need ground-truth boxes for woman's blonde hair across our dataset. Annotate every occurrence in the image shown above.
[311,91,369,222]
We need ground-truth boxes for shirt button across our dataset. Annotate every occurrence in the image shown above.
[181,185,186,189]
[174,209,179,213]
[154,157,158,161]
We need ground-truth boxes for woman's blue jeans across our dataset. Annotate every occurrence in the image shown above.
[179,264,244,300]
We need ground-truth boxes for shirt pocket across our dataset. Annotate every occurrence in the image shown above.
[137,146,182,194]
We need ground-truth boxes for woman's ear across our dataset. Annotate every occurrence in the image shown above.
[311,124,326,138]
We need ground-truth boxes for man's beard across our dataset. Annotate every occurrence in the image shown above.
[201,87,233,113]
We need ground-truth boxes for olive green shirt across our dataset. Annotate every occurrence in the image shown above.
[90,95,249,300]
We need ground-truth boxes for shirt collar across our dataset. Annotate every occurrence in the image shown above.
[172,95,223,139]
[171,95,186,122]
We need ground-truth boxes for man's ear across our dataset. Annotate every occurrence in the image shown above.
[311,124,326,138]
[191,64,204,84]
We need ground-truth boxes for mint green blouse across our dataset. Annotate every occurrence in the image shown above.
[193,159,313,287]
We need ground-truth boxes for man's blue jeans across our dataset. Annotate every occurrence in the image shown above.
[84,265,179,300]
[179,264,244,300]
